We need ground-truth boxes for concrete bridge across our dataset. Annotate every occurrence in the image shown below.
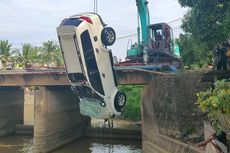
[0,69,153,86]
[0,69,229,153]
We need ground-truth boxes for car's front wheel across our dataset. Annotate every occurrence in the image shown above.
[101,27,116,46]
[114,91,126,112]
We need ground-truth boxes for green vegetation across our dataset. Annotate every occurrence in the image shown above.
[197,80,230,116]
[197,80,230,131]
[176,34,213,68]
[39,40,64,67]
[17,43,39,67]
[119,85,143,121]
[0,40,64,69]
[0,40,18,70]
[177,0,230,68]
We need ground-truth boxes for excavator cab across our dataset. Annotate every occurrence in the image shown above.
[147,23,181,68]
[124,22,181,69]
[149,23,174,53]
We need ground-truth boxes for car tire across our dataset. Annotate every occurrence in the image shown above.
[101,27,116,46]
[114,91,126,112]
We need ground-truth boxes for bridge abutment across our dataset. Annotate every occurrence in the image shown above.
[0,87,24,137]
[33,86,90,153]
[142,73,211,153]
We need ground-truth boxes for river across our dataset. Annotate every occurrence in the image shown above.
[0,135,142,153]
[2,90,142,152]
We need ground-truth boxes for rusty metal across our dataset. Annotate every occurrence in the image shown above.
[116,70,151,85]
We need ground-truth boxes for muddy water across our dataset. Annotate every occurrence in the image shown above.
[0,136,142,153]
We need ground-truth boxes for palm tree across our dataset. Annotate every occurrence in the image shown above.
[40,40,64,67]
[19,43,39,68]
[0,40,18,70]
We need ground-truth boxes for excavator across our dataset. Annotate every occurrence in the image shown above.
[116,0,182,71]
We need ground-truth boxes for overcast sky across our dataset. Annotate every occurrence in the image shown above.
[0,0,187,59]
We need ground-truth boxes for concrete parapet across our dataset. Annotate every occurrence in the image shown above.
[142,73,210,153]
[0,87,24,137]
[34,86,90,153]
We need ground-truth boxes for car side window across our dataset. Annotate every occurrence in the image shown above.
[81,30,105,96]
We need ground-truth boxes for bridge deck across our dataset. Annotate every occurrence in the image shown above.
[0,69,154,86]
[0,69,228,87]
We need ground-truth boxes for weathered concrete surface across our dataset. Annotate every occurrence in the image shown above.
[0,69,229,86]
[0,87,24,137]
[86,127,141,140]
[0,69,152,86]
[34,86,90,153]
[204,122,222,153]
[24,87,34,125]
[142,73,211,153]
[15,125,33,135]
[0,70,69,86]
[115,70,153,85]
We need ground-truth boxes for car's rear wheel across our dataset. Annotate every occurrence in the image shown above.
[114,91,126,112]
[101,27,116,46]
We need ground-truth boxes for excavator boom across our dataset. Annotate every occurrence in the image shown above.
[136,0,150,44]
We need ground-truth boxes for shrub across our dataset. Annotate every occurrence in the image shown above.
[119,85,143,121]
[197,79,230,132]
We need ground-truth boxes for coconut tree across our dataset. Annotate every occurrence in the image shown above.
[40,40,63,67]
[0,40,18,70]
[19,43,39,68]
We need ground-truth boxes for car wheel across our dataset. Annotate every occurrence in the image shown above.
[101,27,116,46]
[114,91,126,112]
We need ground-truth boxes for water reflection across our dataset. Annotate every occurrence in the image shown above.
[54,138,142,153]
[0,136,141,153]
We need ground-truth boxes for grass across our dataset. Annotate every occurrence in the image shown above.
[119,85,143,121]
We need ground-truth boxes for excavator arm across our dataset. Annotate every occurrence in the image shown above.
[136,0,150,44]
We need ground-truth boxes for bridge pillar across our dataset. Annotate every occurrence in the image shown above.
[142,74,210,153]
[24,87,35,125]
[33,86,90,153]
[0,87,24,137]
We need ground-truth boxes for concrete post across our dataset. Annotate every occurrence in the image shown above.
[0,87,24,137]
[34,86,90,153]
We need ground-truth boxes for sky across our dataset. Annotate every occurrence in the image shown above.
[0,0,188,59]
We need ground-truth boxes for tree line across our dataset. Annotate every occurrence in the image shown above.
[0,40,64,70]
[176,0,230,68]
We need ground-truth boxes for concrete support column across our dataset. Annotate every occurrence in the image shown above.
[0,87,24,137]
[24,87,34,125]
[34,86,90,153]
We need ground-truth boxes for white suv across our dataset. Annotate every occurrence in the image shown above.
[57,13,126,119]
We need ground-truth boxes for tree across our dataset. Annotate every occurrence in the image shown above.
[0,40,18,70]
[18,43,39,68]
[179,0,230,50]
[40,40,64,67]
[176,34,213,68]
